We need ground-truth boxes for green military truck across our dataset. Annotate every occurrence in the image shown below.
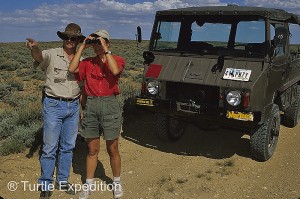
[135,5,300,161]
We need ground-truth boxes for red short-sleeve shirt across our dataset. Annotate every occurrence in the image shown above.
[77,55,125,96]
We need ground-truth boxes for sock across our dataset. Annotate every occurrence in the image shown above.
[85,179,94,191]
[86,179,94,187]
[113,177,121,183]
[86,179,94,184]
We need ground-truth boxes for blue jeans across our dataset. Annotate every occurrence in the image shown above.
[38,96,79,190]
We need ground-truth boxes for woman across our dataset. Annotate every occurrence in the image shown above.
[69,29,125,199]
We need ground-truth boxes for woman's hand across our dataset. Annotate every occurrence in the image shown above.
[81,37,93,49]
[99,37,109,52]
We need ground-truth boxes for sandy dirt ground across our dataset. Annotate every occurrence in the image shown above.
[0,109,300,199]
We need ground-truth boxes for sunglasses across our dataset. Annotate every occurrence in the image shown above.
[62,36,78,42]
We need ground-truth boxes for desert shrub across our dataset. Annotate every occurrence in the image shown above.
[0,109,18,140]
[120,70,130,78]
[5,93,40,108]
[109,39,146,69]
[14,122,42,147]
[0,100,42,155]
[37,84,45,91]
[0,64,17,71]
[31,70,46,81]
[131,73,143,82]
[118,79,140,112]
[4,93,23,107]
[0,138,25,155]
[16,101,42,126]
[0,98,42,139]
[16,67,46,81]
[0,72,11,80]
[21,76,31,81]
[0,83,12,100]
[0,122,42,155]
[0,83,9,90]
[0,42,61,71]
[0,56,19,70]
[6,79,24,91]
[16,68,34,77]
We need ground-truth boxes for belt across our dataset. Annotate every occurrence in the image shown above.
[45,94,79,102]
[88,95,115,98]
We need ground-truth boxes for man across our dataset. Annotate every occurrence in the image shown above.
[26,23,85,199]
[69,29,125,199]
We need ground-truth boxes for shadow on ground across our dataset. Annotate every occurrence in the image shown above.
[122,108,251,160]
[26,127,43,158]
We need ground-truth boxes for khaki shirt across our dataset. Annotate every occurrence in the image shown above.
[35,47,82,99]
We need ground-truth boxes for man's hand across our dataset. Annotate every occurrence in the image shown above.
[26,38,38,50]
[26,38,43,63]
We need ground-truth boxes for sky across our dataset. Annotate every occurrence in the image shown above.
[0,0,299,42]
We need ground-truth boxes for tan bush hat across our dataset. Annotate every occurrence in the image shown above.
[91,29,110,41]
[57,23,85,42]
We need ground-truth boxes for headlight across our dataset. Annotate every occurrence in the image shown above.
[147,81,160,95]
[226,90,241,106]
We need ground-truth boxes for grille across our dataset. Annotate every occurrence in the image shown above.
[166,82,220,106]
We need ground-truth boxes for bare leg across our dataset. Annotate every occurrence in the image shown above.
[86,138,100,179]
[106,138,121,177]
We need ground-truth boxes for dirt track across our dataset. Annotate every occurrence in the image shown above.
[0,109,300,199]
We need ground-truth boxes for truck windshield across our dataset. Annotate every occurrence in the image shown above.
[152,16,266,56]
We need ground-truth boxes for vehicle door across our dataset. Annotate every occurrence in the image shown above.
[268,22,289,92]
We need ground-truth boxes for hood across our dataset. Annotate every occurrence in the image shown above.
[150,54,266,90]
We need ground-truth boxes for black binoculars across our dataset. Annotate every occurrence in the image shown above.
[86,38,101,45]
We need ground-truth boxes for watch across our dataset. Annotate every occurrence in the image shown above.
[105,51,112,55]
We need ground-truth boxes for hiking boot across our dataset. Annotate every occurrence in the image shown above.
[78,184,92,199]
[55,181,77,195]
[39,191,52,199]
[113,182,123,198]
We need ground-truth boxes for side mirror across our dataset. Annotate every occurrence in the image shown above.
[153,32,162,40]
[137,26,142,43]
[143,51,155,65]
[274,27,288,47]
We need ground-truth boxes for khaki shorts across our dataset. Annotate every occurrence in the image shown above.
[81,96,122,140]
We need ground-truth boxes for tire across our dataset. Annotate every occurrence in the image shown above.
[154,113,187,142]
[250,104,280,161]
[281,85,300,128]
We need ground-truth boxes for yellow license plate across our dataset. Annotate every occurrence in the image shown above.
[226,111,254,121]
[135,98,155,106]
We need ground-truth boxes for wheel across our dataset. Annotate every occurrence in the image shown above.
[281,85,300,128]
[154,113,187,142]
[250,104,280,161]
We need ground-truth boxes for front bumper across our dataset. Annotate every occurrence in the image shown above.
[135,97,261,130]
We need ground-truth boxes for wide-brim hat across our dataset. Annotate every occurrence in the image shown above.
[57,23,85,42]
[90,29,110,41]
